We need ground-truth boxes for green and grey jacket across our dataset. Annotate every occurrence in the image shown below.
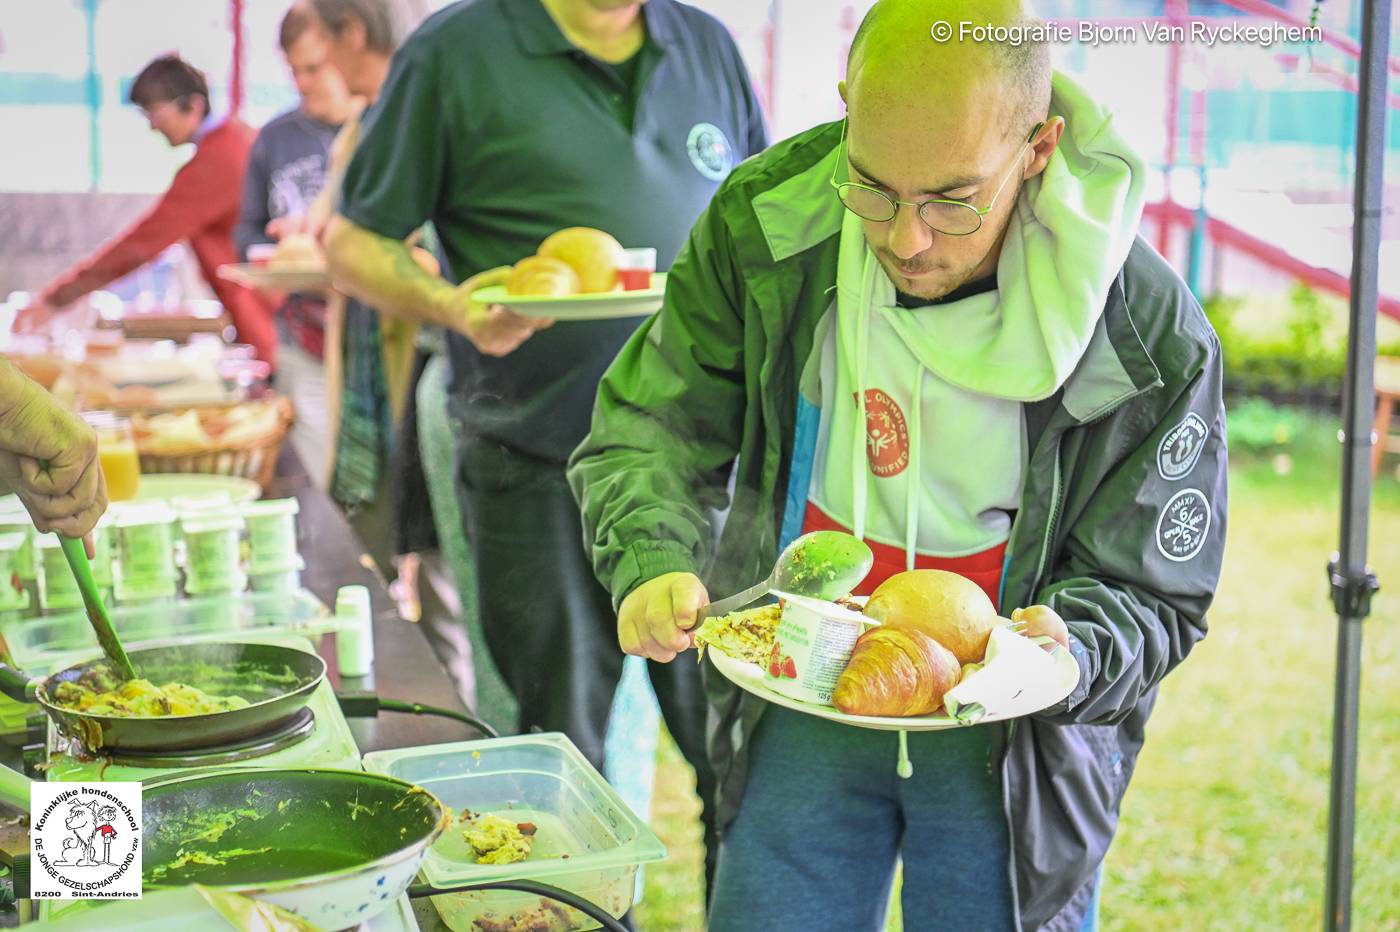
[569,121,1227,932]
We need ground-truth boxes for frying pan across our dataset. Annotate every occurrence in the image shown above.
[0,642,325,753]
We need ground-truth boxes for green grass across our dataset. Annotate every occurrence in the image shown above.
[636,406,1400,931]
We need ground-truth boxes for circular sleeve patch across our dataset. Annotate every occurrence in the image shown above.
[1156,488,1212,562]
[1157,412,1209,481]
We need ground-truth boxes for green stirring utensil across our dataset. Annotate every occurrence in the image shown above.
[35,459,137,680]
[57,535,137,681]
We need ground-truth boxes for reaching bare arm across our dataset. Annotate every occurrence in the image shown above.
[324,214,550,357]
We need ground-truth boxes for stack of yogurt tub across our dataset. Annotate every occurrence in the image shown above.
[241,498,304,592]
[111,501,181,606]
[0,495,307,617]
[92,501,293,605]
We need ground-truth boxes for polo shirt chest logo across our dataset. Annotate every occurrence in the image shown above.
[686,122,734,181]
[856,388,910,478]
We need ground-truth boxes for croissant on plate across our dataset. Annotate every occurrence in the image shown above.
[832,626,961,717]
[505,255,581,296]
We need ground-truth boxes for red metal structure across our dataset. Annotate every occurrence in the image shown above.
[1052,1,1400,321]
[230,0,245,117]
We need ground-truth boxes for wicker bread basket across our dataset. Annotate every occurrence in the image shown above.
[128,395,295,491]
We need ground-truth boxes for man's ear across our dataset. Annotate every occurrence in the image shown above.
[1024,116,1065,180]
[176,95,208,118]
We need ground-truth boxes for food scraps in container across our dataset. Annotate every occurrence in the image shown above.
[473,900,577,932]
[462,813,538,865]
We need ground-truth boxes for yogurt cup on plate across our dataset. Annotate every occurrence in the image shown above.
[763,591,872,706]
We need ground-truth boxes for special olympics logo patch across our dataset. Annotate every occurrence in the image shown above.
[31,782,141,899]
[1158,412,1209,481]
[1156,488,1211,562]
[686,122,734,181]
[857,388,910,478]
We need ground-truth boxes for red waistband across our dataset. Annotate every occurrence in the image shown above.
[800,501,1005,610]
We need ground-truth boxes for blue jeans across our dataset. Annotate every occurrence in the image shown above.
[709,707,1016,931]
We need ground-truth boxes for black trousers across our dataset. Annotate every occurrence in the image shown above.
[455,438,719,899]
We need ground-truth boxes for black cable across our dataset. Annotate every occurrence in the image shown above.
[406,879,626,932]
[373,697,500,738]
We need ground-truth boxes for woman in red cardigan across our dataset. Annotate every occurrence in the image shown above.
[17,56,276,364]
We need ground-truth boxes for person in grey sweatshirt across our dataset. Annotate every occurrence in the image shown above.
[235,5,356,488]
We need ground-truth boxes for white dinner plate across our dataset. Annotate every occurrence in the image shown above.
[218,262,331,293]
[473,273,667,321]
[707,642,1079,732]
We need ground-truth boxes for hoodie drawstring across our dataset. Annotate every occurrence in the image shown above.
[904,370,923,573]
[851,250,872,541]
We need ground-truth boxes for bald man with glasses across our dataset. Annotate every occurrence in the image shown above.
[570,1,1226,929]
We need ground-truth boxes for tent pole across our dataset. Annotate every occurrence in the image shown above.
[1325,0,1387,928]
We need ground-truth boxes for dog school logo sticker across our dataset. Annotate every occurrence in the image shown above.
[31,782,141,899]
[686,122,734,181]
[1156,489,1211,562]
[1158,413,1209,481]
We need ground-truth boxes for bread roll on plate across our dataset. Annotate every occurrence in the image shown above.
[538,227,625,294]
[506,256,581,297]
[269,233,323,268]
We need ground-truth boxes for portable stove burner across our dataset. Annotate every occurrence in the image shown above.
[62,708,317,768]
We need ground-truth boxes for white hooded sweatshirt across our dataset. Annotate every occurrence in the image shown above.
[808,72,1147,571]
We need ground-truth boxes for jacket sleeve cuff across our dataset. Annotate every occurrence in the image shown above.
[1037,627,1095,717]
[609,541,699,612]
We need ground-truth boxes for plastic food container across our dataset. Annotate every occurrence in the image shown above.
[242,498,303,574]
[250,569,302,593]
[89,515,115,589]
[113,502,178,583]
[362,733,666,932]
[4,589,332,672]
[0,504,34,580]
[35,534,83,613]
[0,532,29,614]
[617,247,657,291]
[182,512,246,595]
[764,591,870,706]
[335,585,374,677]
[113,574,178,606]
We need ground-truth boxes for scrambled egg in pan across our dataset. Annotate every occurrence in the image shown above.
[693,603,782,666]
[52,671,251,717]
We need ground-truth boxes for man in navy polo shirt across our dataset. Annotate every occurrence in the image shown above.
[324,0,767,901]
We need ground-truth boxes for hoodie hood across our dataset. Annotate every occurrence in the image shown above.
[812,69,1148,580]
[847,69,1147,403]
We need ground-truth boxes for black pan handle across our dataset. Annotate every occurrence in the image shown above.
[0,664,36,703]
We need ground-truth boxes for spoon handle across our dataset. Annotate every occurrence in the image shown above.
[697,577,773,622]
